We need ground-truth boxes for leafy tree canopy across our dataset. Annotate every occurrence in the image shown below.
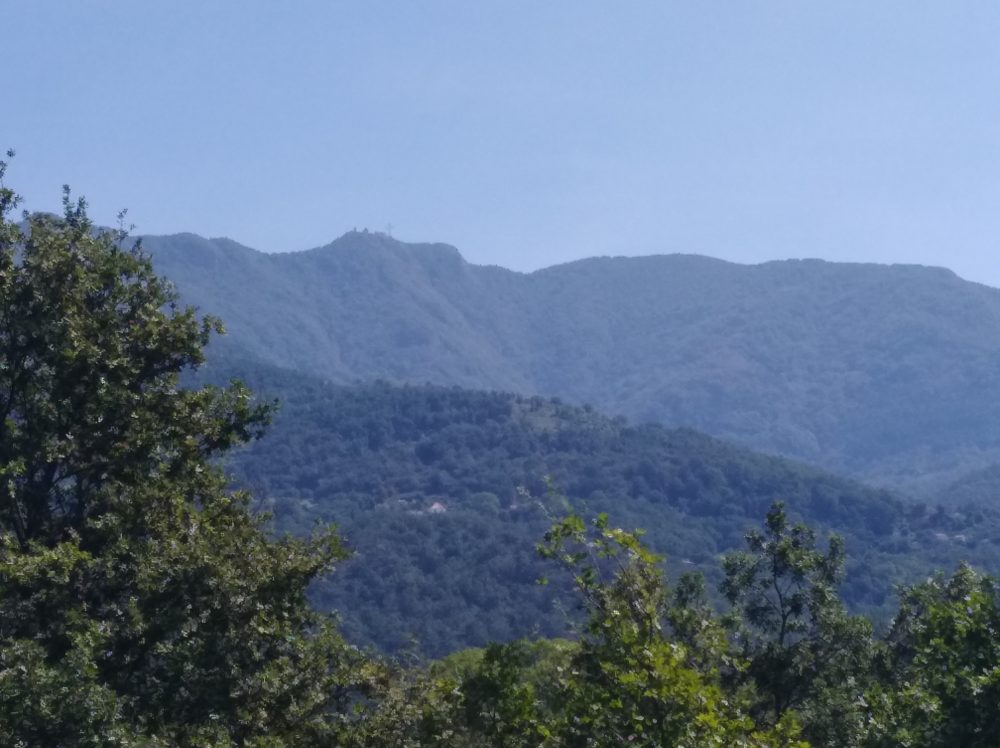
[0,155,364,745]
[721,503,874,745]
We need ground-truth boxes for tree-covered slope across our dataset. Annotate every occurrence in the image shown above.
[147,231,1000,497]
[199,358,1000,656]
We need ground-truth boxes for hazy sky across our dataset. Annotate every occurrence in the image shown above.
[7,3,1000,285]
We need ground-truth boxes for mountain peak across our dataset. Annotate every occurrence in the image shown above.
[297,230,468,271]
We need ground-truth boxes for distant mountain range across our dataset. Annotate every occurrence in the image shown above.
[145,230,1000,501]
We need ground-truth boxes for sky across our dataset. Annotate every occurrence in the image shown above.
[6,2,1000,285]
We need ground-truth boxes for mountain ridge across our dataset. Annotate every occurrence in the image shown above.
[148,228,979,285]
[143,230,1000,499]
[188,356,1000,655]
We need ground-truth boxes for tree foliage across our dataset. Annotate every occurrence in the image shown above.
[530,513,806,747]
[145,223,1000,500]
[865,564,1000,746]
[0,157,363,745]
[721,503,874,744]
[200,361,1000,657]
[6,160,1000,746]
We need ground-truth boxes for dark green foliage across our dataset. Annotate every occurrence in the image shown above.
[337,508,1000,748]
[0,163,364,745]
[721,503,874,745]
[146,229,1000,497]
[865,564,1000,746]
[190,357,1000,656]
[454,642,547,746]
[352,516,808,747]
[359,511,1000,747]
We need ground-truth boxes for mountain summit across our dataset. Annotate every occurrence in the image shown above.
[143,231,1000,497]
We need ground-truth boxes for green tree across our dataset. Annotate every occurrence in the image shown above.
[865,564,1000,747]
[0,156,366,745]
[722,502,873,746]
[538,513,806,747]
[452,641,547,747]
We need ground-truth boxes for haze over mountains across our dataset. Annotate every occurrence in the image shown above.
[145,230,1000,501]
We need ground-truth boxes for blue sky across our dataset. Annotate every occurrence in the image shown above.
[7,2,1000,285]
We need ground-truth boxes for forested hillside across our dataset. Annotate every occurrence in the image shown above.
[196,357,1000,656]
[147,230,1000,500]
[7,183,1000,746]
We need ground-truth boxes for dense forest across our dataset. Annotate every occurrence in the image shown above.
[197,359,1000,655]
[5,167,1000,746]
[146,229,1000,500]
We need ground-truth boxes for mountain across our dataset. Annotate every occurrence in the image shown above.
[146,230,1000,498]
[189,357,1000,656]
